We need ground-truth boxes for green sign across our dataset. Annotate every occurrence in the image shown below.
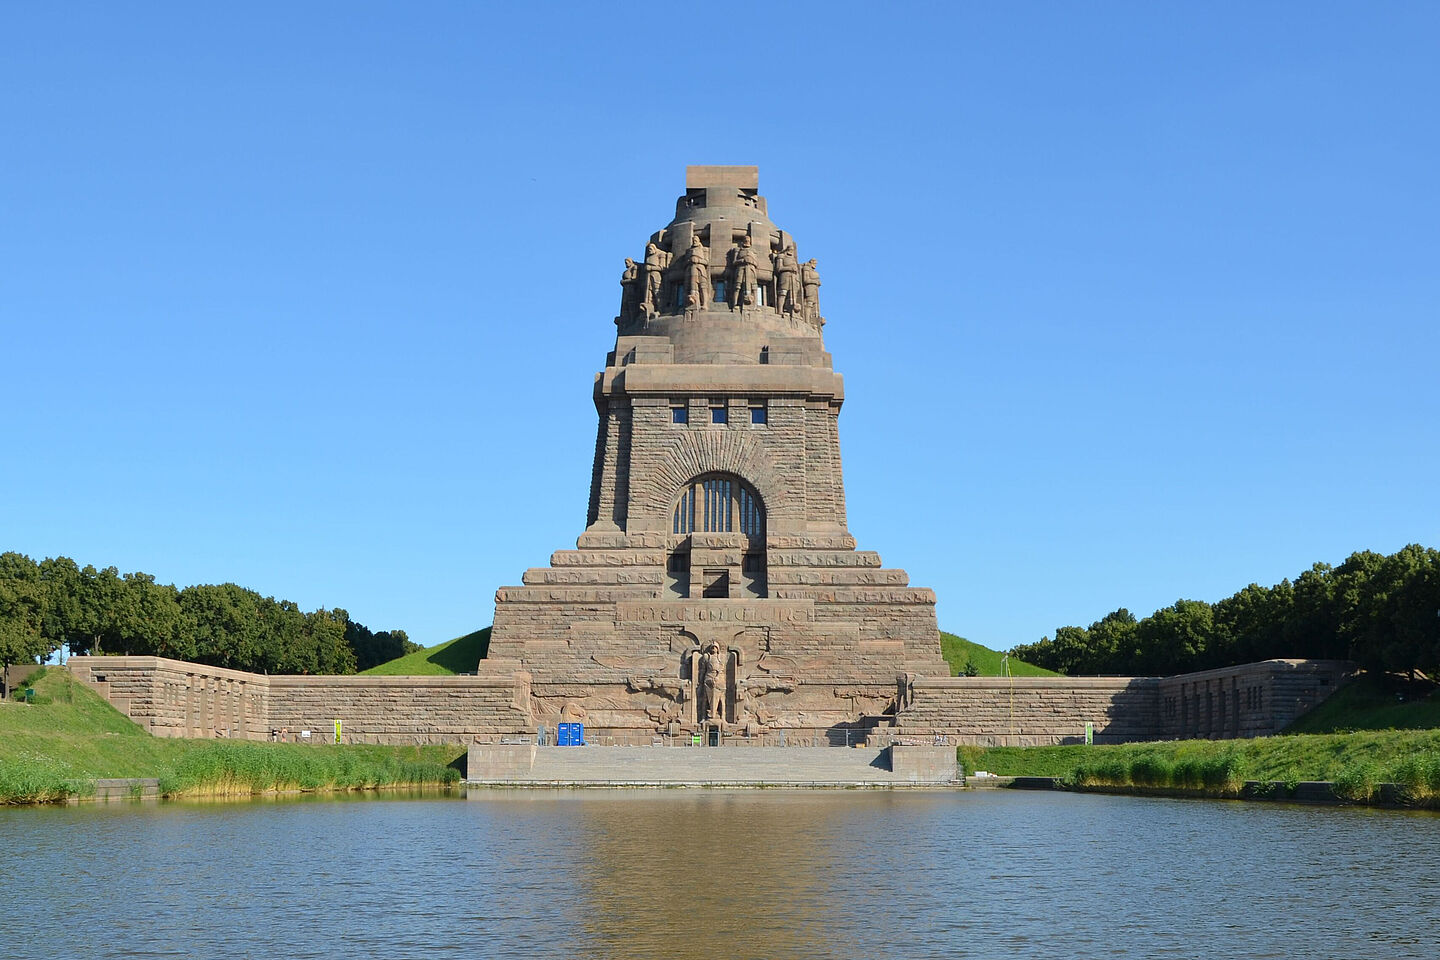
[1085,721,1094,745]
[334,719,343,744]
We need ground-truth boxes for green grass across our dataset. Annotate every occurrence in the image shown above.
[361,627,1050,681]
[940,632,1058,677]
[1,668,463,804]
[961,729,1440,804]
[359,627,491,676]
[361,627,1044,681]
[1285,672,1440,734]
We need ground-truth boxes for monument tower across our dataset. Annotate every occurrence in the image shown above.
[480,166,949,740]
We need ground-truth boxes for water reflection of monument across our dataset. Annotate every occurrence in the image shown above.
[542,792,959,959]
[479,166,950,742]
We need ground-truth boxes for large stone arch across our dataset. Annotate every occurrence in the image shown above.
[634,429,794,523]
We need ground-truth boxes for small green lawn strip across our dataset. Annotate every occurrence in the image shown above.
[940,632,1058,677]
[359,627,491,676]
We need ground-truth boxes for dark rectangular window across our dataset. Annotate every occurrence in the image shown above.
[711,406,727,424]
[702,569,729,599]
[749,406,766,424]
[672,406,688,424]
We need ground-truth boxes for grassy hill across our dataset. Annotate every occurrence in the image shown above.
[358,628,490,676]
[1284,672,1440,734]
[360,626,1049,679]
[0,668,461,804]
[941,632,1058,677]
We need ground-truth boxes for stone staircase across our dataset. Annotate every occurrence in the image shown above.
[468,744,955,786]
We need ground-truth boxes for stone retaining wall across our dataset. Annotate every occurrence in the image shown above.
[1156,659,1353,739]
[891,659,1355,746]
[893,676,1160,746]
[67,656,531,745]
[66,655,1354,748]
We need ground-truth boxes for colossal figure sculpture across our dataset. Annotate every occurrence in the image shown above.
[773,243,799,315]
[643,241,669,318]
[482,166,948,741]
[728,235,760,309]
[685,235,710,309]
[701,643,726,722]
[618,257,641,324]
[801,258,822,324]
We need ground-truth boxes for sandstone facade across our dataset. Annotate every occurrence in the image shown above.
[481,166,951,739]
[67,656,530,744]
[65,655,1353,748]
[59,170,1358,754]
[889,659,1353,746]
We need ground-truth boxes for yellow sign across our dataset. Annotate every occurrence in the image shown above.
[334,720,343,744]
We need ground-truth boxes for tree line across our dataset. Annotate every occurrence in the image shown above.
[0,552,419,685]
[1008,545,1440,678]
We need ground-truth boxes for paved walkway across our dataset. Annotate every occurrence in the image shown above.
[468,745,958,787]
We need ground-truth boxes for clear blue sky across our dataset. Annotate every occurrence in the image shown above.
[4,3,1437,652]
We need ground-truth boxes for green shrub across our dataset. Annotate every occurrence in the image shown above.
[1333,761,1382,801]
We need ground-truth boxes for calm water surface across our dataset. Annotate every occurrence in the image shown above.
[1,789,1436,959]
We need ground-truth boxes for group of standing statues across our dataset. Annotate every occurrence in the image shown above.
[619,234,822,326]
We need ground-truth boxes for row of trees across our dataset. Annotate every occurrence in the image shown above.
[0,552,419,684]
[1009,545,1440,678]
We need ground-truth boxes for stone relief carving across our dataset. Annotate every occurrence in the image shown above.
[626,675,689,702]
[685,235,710,309]
[727,235,760,309]
[700,642,726,721]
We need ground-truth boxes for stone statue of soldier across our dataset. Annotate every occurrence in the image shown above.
[700,643,725,722]
[619,257,641,323]
[801,258,822,323]
[729,235,760,310]
[773,243,799,315]
[685,235,710,309]
[643,241,670,317]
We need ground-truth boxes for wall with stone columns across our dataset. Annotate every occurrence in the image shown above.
[67,655,1353,748]
[890,659,1354,746]
[1156,659,1353,740]
[67,656,532,745]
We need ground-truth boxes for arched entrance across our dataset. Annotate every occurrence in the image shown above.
[666,472,766,599]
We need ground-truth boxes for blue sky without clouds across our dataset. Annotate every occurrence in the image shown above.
[4,3,1437,651]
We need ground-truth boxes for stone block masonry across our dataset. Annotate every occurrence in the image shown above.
[55,170,1359,756]
[481,167,952,740]
[67,656,532,745]
[889,659,1354,746]
[66,655,1354,749]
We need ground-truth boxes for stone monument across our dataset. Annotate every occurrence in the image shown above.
[479,166,949,741]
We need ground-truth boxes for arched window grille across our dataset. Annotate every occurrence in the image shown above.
[672,474,764,535]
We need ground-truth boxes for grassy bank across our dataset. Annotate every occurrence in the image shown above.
[359,627,491,676]
[939,633,1057,677]
[961,729,1440,805]
[1,668,463,804]
[1284,672,1440,734]
[360,627,1047,680]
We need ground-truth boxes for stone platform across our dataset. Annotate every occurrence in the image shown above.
[466,744,958,787]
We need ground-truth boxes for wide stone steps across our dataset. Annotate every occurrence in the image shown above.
[471,745,928,785]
